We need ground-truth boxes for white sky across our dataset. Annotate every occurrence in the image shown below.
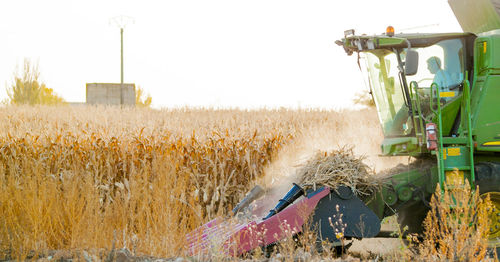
[0,0,461,109]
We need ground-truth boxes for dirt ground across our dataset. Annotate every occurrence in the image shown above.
[349,238,401,259]
[348,216,402,259]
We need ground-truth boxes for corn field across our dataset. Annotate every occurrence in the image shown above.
[0,106,387,260]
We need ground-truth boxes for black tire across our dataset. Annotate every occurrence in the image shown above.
[475,162,500,255]
[397,200,430,235]
[475,162,500,194]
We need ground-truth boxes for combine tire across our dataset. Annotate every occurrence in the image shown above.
[396,201,429,235]
[476,162,500,248]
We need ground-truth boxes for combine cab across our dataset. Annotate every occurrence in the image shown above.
[187,0,500,256]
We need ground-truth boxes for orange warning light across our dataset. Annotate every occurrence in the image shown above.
[386,26,395,37]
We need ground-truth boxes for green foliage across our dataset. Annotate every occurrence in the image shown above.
[6,59,65,105]
[135,86,152,107]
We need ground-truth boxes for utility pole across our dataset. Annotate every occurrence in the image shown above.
[110,16,134,105]
[121,27,124,86]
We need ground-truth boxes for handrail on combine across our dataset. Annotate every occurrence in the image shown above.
[409,81,426,146]
[429,83,446,189]
[463,77,475,186]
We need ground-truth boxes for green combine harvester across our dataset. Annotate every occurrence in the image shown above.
[336,0,500,245]
[187,0,500,255]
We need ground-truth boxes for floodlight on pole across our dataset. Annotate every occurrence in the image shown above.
[110,15,134,105]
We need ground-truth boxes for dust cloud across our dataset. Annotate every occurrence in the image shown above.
[251,109,408,217]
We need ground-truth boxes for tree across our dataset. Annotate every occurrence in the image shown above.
[39,85,66,105]
[135,86,152,107]
[6,59,65,105]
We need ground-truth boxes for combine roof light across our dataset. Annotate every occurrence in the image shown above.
[386,26,395,37]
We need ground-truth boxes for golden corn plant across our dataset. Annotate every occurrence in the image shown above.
[413,180,494,261]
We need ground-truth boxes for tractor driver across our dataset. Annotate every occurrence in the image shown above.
[388,57,452,136]
[427,56,452,92]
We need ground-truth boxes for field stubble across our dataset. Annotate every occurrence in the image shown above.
[0,106,406,260]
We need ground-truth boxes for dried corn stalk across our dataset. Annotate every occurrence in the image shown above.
[297,147,382,196]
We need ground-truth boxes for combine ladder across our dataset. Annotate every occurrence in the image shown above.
[430,79,475,190]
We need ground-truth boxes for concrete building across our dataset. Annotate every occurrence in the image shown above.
[86,83,135,106]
